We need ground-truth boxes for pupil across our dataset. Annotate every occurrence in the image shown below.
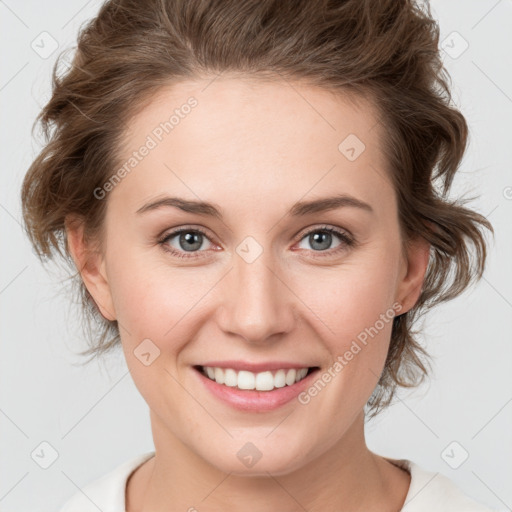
[180,232,202,251]
[311,231,331,251]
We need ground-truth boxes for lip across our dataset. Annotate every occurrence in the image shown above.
[197,360,317,372]
[193,365,320,412]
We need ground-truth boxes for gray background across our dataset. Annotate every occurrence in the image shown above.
[1,0,511,510]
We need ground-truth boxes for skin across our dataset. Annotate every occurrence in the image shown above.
[66,76,430,511]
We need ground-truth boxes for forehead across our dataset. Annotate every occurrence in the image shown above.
[110,76,393,216]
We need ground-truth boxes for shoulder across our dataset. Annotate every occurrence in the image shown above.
[58,451,155,512]
[385,457,497,512]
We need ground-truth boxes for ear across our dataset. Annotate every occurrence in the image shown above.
[394,235,430,315]
[65,215,116,321]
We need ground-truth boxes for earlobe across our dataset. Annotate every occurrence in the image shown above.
[65,216,117,322]
[395,236,431,315]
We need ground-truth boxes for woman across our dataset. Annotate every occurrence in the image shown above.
[21,0,496,510]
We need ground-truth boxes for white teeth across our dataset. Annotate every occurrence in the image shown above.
[255,371,274,391]
[201,366,311,391]
[296,368,308,382]
[285,369,296,386]
[274,369,286,388]
[214,367,225,384]
[224,368,238,387]
[238,370,255,390]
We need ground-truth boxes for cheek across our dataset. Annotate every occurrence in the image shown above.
[105,250,216,397]
[106,247,197,338]
[109,256,193,413]
[294,274,397,419]
[292,244,401,387]
[299,250,398,338]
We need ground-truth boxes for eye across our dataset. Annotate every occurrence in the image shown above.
[158,227,216,259]
[158,224,355,260]
[295,226,355,257]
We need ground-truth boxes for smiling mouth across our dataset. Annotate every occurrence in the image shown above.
[194,365,320,392]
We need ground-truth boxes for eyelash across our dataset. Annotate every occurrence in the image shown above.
[157,225,355,260]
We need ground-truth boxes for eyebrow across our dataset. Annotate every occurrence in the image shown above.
[135,193,374,218]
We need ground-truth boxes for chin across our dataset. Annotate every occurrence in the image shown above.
[199,438,312,477]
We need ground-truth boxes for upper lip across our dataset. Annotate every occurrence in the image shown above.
[196,360,319,373]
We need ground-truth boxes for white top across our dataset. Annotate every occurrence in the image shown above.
[58,451,496,512]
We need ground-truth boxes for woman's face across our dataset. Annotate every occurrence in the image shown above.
[72,77,428,475]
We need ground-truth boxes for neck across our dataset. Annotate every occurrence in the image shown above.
[127,410,410,512]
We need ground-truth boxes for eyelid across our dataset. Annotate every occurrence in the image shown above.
[293,223,353,244]
[158,224,215,243]
[158,223,355,259]
[157,225,218,257]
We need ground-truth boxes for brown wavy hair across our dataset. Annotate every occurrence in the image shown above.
[20,0,493,418]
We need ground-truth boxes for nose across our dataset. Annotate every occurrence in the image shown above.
[215,248,296,344]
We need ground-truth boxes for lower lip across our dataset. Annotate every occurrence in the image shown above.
[193,367,319,412]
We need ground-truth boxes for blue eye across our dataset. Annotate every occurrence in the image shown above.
[158,225,355,260]
[295,226,355,257]
[159,227,213,258]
